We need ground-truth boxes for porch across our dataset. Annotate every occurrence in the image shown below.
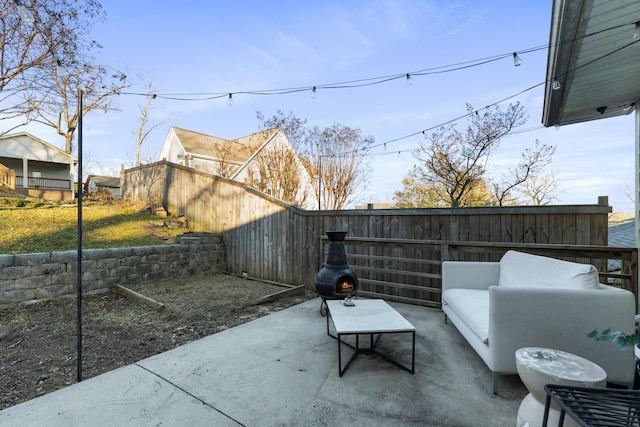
[13,176,74,202]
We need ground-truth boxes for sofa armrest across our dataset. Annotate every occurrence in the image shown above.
[488,286,636,383]
[441,261,500,293]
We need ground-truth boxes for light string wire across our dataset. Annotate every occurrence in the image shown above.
[117,20,637,101]
[329,34,640,159]
[100,19,640,161]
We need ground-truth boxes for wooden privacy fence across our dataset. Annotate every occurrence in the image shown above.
[336,237,638,308]
[122,162,636,307]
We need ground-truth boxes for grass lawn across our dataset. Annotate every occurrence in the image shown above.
[0,196,187,254]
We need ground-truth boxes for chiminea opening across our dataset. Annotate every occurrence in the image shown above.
[315,231,358,315]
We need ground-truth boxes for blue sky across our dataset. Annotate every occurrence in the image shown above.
[22,0,637,211]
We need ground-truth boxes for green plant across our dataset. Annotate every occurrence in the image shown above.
[588,328,640,351]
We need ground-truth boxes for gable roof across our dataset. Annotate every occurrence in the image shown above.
[0,132,77,163]
[172,126,280,163]
[86,175,120,188]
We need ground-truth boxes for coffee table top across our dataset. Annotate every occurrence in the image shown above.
[326,299,416,334]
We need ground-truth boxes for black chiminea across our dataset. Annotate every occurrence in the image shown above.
[315,231,358,315]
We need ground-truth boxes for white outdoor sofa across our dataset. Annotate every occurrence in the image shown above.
[441,250,636,394]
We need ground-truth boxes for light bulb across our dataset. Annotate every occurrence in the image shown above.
[15,0,34,24]
[406,73,413,85]
[311,86,316,98]
[475,111,481,121]
[552,78,561,91]
[512,52,522,67]
[227,93,233,107]
[635,22,640,40]
[56,60,68,77]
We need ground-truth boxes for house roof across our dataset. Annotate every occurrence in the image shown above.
[0,132,77,163]
[542,0,640,126]
[86,175,120,188]
[172,126,280,163]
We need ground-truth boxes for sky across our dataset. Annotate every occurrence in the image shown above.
[16,0,638,212]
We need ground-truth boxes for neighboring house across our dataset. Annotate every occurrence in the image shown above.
[158,126,316,209]
[85,175,121,198]
[608,214,635,273]
[0,132,77,202]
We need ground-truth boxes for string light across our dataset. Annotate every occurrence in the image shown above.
[15,0,34,23]
[122,19,636,105]
[512,52,522,67]
[635,22,640,39]
[311,86,317,98]
[56,60,68,77]
[406,73,413,85]
[263,28,634,160]
[227,93,233,107]
[91,19,639,153]
[552,78,561,90]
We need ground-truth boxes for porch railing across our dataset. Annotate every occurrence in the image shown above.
[15,176,71,190]
[0,164,15,191]
[329,237,638,310]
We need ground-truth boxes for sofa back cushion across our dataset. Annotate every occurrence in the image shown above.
[499,250,599,289]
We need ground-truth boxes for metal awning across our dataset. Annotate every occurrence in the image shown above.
[542,0,640,127]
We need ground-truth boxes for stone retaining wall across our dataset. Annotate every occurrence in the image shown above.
[0,233,225,306]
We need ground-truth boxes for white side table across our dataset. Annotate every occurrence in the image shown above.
[515,347,607,427]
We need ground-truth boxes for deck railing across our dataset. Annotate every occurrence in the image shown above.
[15,176,71,190]
[331,237,638,309]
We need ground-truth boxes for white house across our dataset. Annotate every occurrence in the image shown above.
[0,132,77,201]
[158,126,317,209]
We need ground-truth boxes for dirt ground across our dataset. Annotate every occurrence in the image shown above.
[0,274,316,410]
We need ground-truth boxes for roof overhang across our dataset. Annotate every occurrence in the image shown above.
[542,0,640,127]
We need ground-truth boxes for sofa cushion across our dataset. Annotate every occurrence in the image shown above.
[442,289,490,344]
[499,250,599,289]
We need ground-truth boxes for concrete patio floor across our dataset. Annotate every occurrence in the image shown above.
[0,298,527,426]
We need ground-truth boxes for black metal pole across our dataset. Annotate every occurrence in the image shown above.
[76,88,83,382]
[317,154,322,271]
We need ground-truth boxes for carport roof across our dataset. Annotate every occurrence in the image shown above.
[542,0,640,127]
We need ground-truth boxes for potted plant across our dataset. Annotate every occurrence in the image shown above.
[588,328,640,389]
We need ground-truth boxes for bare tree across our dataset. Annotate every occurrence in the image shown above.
[256,109,309,152]
[517,169,562,205]
[246,140,309,206]
[14,0,130,153]
[134,82,166,166]
[213,139,238,178]
[412,103,528,207]
[310,123,374,210]
[619,182,635,205]
[257,111,374,210]
[490,140,556,206]
[0,0,75,133]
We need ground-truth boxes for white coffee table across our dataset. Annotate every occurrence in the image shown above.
[325,299,416,377]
